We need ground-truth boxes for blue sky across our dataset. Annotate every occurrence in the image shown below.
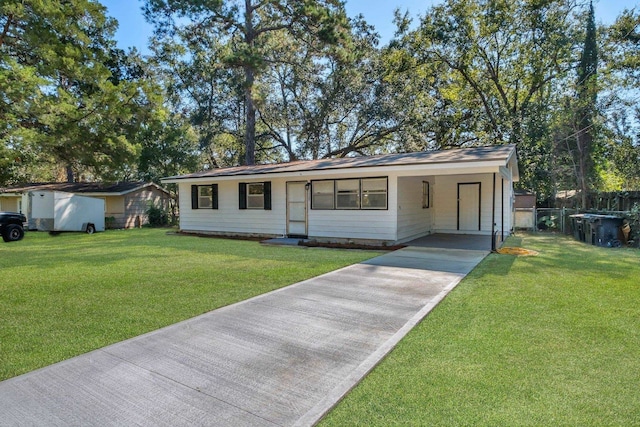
[102,0,638,55]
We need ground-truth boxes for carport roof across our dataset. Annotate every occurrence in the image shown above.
[163,144,518,181]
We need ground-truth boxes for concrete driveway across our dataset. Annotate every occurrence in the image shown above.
[0,245,488,427]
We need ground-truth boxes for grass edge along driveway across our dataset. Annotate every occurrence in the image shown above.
[321,233,640,426]
[0,228,380,381]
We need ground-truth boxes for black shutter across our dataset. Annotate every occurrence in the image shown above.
[239,183,247,209]
[211,184,218,209]
[191,185,198,209]
[263,181,271,210]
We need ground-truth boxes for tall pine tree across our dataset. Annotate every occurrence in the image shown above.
[144,0,350,166]
[0,0,156,183]
[575,1,598,208]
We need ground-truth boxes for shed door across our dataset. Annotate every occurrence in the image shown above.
[458,183,481,231]
[287,181,307,237]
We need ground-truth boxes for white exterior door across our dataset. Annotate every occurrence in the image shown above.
[458,183,481,231]
[287,181,307,237]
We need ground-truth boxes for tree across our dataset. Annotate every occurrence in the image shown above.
[269,16,425,159]
[598,8,640,190]
[405,0,581,193]
[137,111,201,183]
[144,0,350,165]
[0,0,156,184]
[573,1,598,208]
[608,8,640,87]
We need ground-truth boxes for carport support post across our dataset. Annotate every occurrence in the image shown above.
[501,177,505,241]
[491,173,496,252]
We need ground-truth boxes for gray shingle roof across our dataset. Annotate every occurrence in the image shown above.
[164,144,517,180]
[0,182,168,195]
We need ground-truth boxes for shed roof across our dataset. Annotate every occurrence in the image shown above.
[163,144,518,181]
[0,181,169,196]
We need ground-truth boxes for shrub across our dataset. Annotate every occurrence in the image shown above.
[105,216,116,229]
[146,205,169,227]
[626,203,640,247]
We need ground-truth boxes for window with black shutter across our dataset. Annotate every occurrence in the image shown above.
[239,183,247,209]
[191,184,218,209]
[240,182,271,210]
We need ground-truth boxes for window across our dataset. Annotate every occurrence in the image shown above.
[239,182,271,210]
[247,183,264,209]
[422,181,430,209]
[361,178,387,209]
[312,180,334,209]
[191,184,218,209]
[336,179,360,209]
[199,186,213,208]
[311,177,388,210]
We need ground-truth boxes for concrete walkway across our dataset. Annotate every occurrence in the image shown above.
[0,246,488,427]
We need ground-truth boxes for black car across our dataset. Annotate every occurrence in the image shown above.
[0,211,27,242]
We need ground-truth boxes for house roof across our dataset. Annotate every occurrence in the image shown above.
[0,181,169,196]
[163,144,518,181]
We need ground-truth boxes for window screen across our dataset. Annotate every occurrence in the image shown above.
[336,179,360,209]
[361,178,387,209]
[247,183,264,209]
[312,180,335,209]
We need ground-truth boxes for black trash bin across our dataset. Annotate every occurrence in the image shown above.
[569,214,624,247]
[569,214,586,243]
[594,215,624,247]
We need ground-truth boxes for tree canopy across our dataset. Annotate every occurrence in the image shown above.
[1,0,639,208]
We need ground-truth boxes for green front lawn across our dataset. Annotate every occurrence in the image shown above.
[0,228,379,381]
[322,234,640,426]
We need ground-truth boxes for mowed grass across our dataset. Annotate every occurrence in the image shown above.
[322,233,640,426]
[0,228,379,381]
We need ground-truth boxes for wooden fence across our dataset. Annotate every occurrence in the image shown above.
[589,191,640,211]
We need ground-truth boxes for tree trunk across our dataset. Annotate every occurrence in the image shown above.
[243,0,256,166]
[577,129,591,209]
[66,164,74,183]
[244,66,256,165]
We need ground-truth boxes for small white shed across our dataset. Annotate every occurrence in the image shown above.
[162,145,519,246]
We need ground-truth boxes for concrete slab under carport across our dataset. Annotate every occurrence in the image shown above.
[407,232,496,251]
[0,246,488,427]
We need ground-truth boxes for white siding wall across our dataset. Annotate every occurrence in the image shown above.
[434,173,497,234]
[490,176,513,242]
[178,172,398,242]
[176,167,515,241]
[179,179,286,236]
[303,171,397,242]
[396,176,433,242]
[503,177,514,232]
[307,209,396,242]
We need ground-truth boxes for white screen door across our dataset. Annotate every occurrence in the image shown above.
[287,182,307,237]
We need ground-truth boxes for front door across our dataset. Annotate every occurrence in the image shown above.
[458,183,481,231]
[287,181,308,237]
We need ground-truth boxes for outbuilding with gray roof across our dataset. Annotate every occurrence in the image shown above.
[0,182,171,229]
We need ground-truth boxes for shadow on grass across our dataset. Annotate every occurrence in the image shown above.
[472,252,517,277]
[5,229,366,269]
[471,234,530,277]
[475,231,639,280]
